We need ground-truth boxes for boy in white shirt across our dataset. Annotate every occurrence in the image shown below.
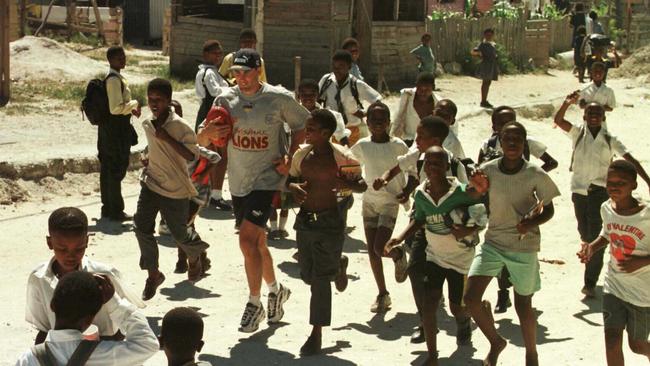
[351,102,410,312]
[391,73,439,147]
[26,207,144,345]
[578,160,650,365]
[16,271,157,366]
[579,62,616,113]
[555,92,650,298]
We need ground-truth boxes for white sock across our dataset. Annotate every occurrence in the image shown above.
[270,220,278,231]
[211,189,222,200]
[268,281,279,294]
[249,295,261,306]
[279,215,288,231]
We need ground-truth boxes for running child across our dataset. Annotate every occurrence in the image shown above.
[159,307,210,366]
[385,146,488,365]
[471,28,499,109]
[26,207,144,345]
[579,62,616,113]
[350,101,410,312]
[463,121,561,366]
[287,109,367,355]
[555,92,650,298]
[577,160,650,365]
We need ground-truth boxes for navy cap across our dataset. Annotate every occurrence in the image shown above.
[230,48,261,71]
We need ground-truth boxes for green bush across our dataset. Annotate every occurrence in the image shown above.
[541,4,564,20]
[429,10,464,20]
[495,43,518,74]
[487,1,520,19]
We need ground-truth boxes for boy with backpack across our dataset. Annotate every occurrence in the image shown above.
[15,271,158,366]
[318,50,382,146]
[555,91,650,298]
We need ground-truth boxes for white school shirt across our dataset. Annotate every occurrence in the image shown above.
[318,73,382,127]
[390,88,453,140]
[313,103,351,142]
[16,296,158,366]
[25,257,145,336]
[443,130,466,159]
[397,146,468,184]
[567,125,628,195]
[580,82,616,109]
[600,201,650,307]
[194,64,229,99]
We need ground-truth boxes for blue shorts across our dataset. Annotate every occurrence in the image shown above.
[468,243,541,296]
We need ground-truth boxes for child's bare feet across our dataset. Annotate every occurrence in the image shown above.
[481,301,507,366]
[422,355,438,366]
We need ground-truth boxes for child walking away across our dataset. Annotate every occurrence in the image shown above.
[410,33,437,90]
[159,307,211,366]
[26,207,144,345]
[219,28,268,84]
[342,37,364,81]
[471,28,499,109]
[555,93,650,298]
[318,50,382,146]
[351,102,410,312]
[573,26,588,83]
[391,73,438,148]
[135,79,210,300]
[385,146,488,365]
[578,160,650,365]
[477,106,557,314]
[16,272,158,365]
[463,122,561,366]
[287,109,367,356]
[579,62,616,113]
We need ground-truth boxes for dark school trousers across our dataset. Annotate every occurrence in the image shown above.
[98,118,131,217]
[295,209,345,327]
[572,185,609,288]
[134,183,209,270]
[407,228,428,317]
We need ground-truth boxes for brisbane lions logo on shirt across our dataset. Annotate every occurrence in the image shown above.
[232,127,269,151]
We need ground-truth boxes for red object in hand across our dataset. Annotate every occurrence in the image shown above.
[205,106,233,147]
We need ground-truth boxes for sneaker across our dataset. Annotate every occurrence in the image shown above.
[141,272,165,301]
[279,229,290,238]
[370,293,392,313]
[269,230,282,240]
[494,289,511,313]
[239,302,266,333]
[210,198,232,211]
[393,247,408,283]
[267,285,291,323]
[335,255,349,292]
[158,222,171,236]
[174,248,188,274]
[410,325,425,344]
[456,317,472,345]
[581,285,596,298]
[187,256,203,283]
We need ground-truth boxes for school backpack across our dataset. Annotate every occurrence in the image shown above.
[31,340,100,366]
[318,74,363,124]
[569,125,612,171]
[484,133,531,161]
[81,73,122,126]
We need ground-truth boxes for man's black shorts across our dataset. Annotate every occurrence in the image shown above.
[232,190,276,228]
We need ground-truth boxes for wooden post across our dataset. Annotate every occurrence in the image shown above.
[293,56,302,99]
[393,0,400,21]
[19,0,25,37]
[90,0,104,42]
[1,0,10,104]
[35,0,56,36]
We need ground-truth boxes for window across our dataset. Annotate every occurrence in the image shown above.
[373,0,425,21]
[181,0,244,22]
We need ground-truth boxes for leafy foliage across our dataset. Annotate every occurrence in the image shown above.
[487,1,520,19]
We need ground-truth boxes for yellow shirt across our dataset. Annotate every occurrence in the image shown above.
[219,52,268,84]
[105,68,138,116]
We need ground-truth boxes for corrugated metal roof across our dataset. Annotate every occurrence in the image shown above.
[149,0,170,38]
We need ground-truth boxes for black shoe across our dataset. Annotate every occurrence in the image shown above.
[210,198,232,211]
[494,289,511,314]
[410,325,425,344]
[142,273,165,301]
[335,255,349,292]
[109,212,133,222]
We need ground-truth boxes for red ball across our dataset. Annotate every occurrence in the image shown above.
[205,106,233,147]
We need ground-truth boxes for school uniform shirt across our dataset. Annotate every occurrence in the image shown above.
[350,62,364,81]
[312,103,350,142]
[106,68,138,116]
[212,84,309,197]
[25,257,145,337]
[350,136,409,205]
[219,52,268,83]
[479,136,548,160]
[16,296,158,366]
[390,88,443,141]
[410,44,436,74]
[397,146,468,184]
[600,201,650,307]
[579,82,616,109]
[481,158,561,253]
[318,73,382,128]
[567,125,628,195]
[413,178,485,273]
[194,64,229,99]
[141,111,200,199]
[443,131,466,159]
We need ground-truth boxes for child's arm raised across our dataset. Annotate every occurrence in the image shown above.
[554,91,580,132]
[622,153,650,194]
[466,170,489,199]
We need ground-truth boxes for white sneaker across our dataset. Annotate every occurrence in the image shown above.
[267,284,291,323]
[239,302,265,333]
[370,293,392,313]
[158,222,171,236]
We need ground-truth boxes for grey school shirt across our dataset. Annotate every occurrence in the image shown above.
[481,158,561,253]
[211,84,309,197]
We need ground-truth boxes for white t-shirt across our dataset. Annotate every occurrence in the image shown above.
[397,146,468,184]
[351,136,409,204]
[318,73,382,127]
[600,201,650,307]
[580,82,616,109]
[25,257,145,336]
[443,130,466,159]
[194,64,229,99]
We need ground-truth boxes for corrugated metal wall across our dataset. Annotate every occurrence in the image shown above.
[149,0,170,38]
[123,0,150,40]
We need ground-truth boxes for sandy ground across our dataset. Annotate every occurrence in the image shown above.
[1,69,650,365]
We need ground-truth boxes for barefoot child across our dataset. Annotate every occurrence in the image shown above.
[471,28,499,109]
[287,109,367,355]
[578,160,650,365]
[26,207,144,345]
[350,101,410,312]
[385,146,488,365]
[463,121,561,366]
[555,93,650,297]
[159,307,210,366]
[134,79,210,300]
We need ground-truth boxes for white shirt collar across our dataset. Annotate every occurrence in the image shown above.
[45,328,84,343]
[420,176,461,206]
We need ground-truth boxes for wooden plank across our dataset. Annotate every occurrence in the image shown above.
[1,0,10,102]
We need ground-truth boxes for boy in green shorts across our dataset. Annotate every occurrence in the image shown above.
[463,121,561,366]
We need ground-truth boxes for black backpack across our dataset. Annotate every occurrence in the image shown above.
[81,73,121,126]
